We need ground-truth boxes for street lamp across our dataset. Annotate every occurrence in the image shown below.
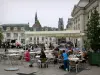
[25,38,29,50]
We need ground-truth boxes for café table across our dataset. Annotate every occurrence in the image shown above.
[36,55,40,59]
[4,53,21,71]
[30,52,37,54]
[68,57,79,62]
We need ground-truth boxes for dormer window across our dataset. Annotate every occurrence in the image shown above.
[14,27,17,30]
[6,27,10,31]
[45,28,48,31]
[21,27,24,31]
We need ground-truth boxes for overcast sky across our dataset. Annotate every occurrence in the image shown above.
[0,0,79,28]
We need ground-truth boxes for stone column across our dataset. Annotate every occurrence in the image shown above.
[18,33,21,43]
[78,37,83,50]
[11,32,13,40]
[80,14,85,32]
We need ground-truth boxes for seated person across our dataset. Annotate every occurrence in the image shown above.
[40,50,47,63]
[40,50,47,67]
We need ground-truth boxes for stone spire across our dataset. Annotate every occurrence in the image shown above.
[32,12,42,31]
[35,12,38,23]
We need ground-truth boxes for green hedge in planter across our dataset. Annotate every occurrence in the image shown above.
[88,52,100,66]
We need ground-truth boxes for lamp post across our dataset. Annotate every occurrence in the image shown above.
[77,38,80,47]
[25,38,29,50]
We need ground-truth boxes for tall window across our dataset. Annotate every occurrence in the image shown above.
[29,37,32,42]
[14,27,17,31]
[34,37,36,44]
[6,33,11,37]
[37,37,39,40]
[21,39,25,44]
[21,27,24,31]
[76,19,77,24]
[78,24,80,30]
[42,37,44,41]
[21,33,24,37]
[34,37,36,40]
[78,17,80,21]
[76,25,77,30]
[14,33,18,37]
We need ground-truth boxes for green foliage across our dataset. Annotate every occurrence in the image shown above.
[86,9,100,51]
[0,28,3,43]
[83,39,90,51]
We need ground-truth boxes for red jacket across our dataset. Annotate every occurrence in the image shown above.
[24,50,30,62]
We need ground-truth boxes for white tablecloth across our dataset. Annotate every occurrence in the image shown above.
[0,52,5,55]
[30,52,36,54]
[36,55,40,59]
[68,58,79,62]
[8,50,24,53]
[7,54,21,56]
[46,53,54,59]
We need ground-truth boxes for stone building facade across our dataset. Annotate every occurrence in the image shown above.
[71,0,100,31]
[67,0,100,48]
[0,12,58,45]
[1,24,30,44]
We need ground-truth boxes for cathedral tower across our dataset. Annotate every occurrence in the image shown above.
[32,12,42,31]
[58,18,64,31]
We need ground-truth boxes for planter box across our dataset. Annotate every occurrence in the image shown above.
[88,52,100,66]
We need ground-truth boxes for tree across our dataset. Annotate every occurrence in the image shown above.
[83,39,90,51]
[86,9,100,52]
[0,28,3,43]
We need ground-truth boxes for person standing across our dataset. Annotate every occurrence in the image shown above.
[62,50,69,71]
[5,43,8,54]
[24,49,33,67]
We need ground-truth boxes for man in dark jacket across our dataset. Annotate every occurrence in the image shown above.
[40,50,47,68]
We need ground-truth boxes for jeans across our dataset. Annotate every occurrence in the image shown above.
[63,60,69,70]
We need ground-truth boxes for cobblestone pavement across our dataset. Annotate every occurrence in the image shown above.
[0,48,100,75]
[0,63,68,75]
[77,66,100,75]
[0,60,100,75]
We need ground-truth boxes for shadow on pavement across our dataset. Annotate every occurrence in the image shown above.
[64,68,91,75]
[17,72,36,75]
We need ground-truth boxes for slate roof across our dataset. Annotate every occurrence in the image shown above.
[1,24,30,31]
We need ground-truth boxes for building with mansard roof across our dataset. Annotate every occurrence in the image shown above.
[1,23,30,44]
